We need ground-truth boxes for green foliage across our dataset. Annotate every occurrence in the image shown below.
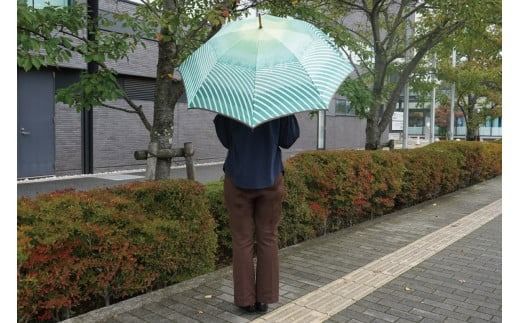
[204,181,232,266]
[338,79,373,118]
[18,180,217,322]
[55,69,123,112]
[17,1,85,71]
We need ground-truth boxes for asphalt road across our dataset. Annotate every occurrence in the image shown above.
[17,163,226,198]
[17,150,305,198]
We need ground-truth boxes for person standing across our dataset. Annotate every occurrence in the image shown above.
[213,114,300,313]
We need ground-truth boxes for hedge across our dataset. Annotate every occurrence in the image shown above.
[18,180,217,322]
[17,141,501,322]
[208,141,501,268]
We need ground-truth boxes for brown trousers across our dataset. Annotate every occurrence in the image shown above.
[223,173,285,306]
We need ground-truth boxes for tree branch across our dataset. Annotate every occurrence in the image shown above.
[100,103,137,114]
[138,0,162,21]
[378,21,463,133]
[381,0,406,48]
[58,26,88,43]
[96,62,153,131]
[340,47,371,89]
[338,0,370,14]
[387,21,452,63]
[18,25,87,55]
[343,25,374,47]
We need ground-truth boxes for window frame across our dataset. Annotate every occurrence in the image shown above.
[334,98,356,117]
[27,0,72,8]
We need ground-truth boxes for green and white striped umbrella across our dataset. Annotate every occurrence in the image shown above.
[179,14,354,128]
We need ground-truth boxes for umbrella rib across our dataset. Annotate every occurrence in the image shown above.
[251,34,262,127]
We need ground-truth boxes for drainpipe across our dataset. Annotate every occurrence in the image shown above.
[82,0,98,174]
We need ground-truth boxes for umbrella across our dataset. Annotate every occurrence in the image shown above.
[178,14,354,128]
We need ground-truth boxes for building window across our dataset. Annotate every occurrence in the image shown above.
[409,111,424,127]
[456,116,465,127]
[28,0,70,8]
[498,116,502,127]
[118,75,156,102]
[335,98,355,116]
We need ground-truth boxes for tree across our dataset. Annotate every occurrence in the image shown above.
[17,0,259,179]
[262,0,499,149]
[434,3,501,141]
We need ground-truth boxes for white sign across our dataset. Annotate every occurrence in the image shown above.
[392,111,403,131]
[388,132,401,141]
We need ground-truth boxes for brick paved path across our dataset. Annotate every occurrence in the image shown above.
[65,176,501,323]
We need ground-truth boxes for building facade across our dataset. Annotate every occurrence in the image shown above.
[388,95,502,141]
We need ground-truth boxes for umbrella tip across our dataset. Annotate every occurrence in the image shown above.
[258,13,263,29]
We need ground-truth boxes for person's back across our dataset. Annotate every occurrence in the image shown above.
[213,114,300,189]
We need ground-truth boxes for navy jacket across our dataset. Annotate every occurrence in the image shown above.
[213,114,300,189]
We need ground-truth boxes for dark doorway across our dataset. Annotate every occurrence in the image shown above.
[17,69,55,178]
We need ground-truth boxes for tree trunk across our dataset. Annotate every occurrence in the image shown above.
[366,48,385,150]
[365,113,381,150]
[147,22,184,180]
[466,123,478,141]
[465,94,478,141]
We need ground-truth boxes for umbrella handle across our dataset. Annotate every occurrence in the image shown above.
[258,14,263,29]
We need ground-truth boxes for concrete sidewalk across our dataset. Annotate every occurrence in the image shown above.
[65,176,502,323]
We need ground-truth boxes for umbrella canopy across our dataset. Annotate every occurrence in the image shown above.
[179,14,354,128]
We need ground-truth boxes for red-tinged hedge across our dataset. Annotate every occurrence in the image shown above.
[17,180,217,323]
[286,149,406,233]
[207,141,501,264]
[397,141,502,207]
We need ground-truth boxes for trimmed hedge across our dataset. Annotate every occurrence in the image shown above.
[17,141,501,322]
[208,141,501,264]
[18,180,217,322]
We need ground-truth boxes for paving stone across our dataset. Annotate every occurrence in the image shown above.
[476,304,501,317]
[355,299,391,313]
[408,308,445,321]
[454,306,493,321]
[385,308,423,322]
[395,319,418,323]
[362,308,399,322]
[111,313,144,323]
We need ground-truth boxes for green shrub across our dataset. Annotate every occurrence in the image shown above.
[278,163,321,247]
[18,180,217,322]
[205,180,232,266]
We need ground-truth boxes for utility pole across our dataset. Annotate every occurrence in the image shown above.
[430,53,437,143]
[83,0,98,174]
[317,110,326,150]
[449,48,456,140]
[402,14,412,149]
